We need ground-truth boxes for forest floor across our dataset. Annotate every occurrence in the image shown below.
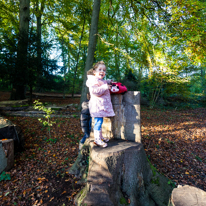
[0,91,206,206]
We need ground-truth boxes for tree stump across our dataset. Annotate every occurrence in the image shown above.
[90,91,141,142]
[0,141,7,173]
[71,139,173,206]
[0,115,24,152]
[71,92,173,205]
[0,139,14,171]
[169,185,206,206]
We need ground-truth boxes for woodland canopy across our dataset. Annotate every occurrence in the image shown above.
[0,0,206,108]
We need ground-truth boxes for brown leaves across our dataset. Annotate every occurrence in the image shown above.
[141,106,206,191]
[0,99,83,205]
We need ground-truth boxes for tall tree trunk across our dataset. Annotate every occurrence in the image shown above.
[80,0,101,104]
[138,67,142,91]
[11,0,30,100]
[201,67,206,98]
[61,42,67,99]
[37,15,42,72]
[72,17,86,98]
[36,0,45,88]
[115,26,121,81]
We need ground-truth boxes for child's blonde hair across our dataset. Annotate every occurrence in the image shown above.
[92,61,106,71]
[87,61,106,75]
[87,68,94,75]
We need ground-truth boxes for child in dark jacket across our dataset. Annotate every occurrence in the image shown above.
[79,93,92,150]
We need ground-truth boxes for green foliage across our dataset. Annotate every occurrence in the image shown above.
[33,100,56,138]
[0,0,206,103]
[147,157,157,176]
[0,171,11,181]
[151,176,160,186]
[167,180,176,188]
[119,197,129,205]
[46,138,58,144]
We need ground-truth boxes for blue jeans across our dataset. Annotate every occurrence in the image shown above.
[94,117,103,131]
[80,117,92,144]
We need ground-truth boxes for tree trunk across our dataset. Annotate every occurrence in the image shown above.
[37,15,42,72]
[36,0,45,74]
[201,67,206,99]
[11,0,30,100]
[62,47,66,99]
[72,17,86,98]
[35,0,45,91]
[115,26,121,81]
[29,84,33,104]
[80,0,101,104]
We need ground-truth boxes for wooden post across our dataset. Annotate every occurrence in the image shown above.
[1,139,14,171]
[0,141,7,173]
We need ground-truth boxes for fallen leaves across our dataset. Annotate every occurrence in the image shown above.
[0,98,83,206]
[142,106,206,191]
[0,95,206,206]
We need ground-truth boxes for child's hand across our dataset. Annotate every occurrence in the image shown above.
[107,84,112,90]
[107,79,113,85]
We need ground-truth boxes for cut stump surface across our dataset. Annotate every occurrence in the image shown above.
[170,185,206,206]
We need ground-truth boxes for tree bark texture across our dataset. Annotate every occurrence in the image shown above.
[1,139,14,171]
[72,139,173,206]
[71,92,173,205]
[90,92,141,143]
[11,0,30,100]
[36,0,45,75]
[72,17,86,98]
[0,141,7,173]
[37,15,42,72]
[80,0,101,105]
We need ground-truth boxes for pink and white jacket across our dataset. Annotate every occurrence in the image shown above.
[86,75,115,118]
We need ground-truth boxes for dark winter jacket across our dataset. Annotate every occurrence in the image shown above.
[80,100,91,134]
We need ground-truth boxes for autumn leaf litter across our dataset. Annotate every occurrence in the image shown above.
[0,96,206,206]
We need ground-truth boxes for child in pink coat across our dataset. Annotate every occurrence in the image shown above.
[86,61,115,147]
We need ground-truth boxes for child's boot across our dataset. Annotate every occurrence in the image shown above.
[100,129,109,142]
[94,130,107,147]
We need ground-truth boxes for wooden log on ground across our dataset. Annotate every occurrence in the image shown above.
[71,139,173,206]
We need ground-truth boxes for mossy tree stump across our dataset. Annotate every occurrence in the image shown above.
[70,92,173,205]
[70,139,173,206]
